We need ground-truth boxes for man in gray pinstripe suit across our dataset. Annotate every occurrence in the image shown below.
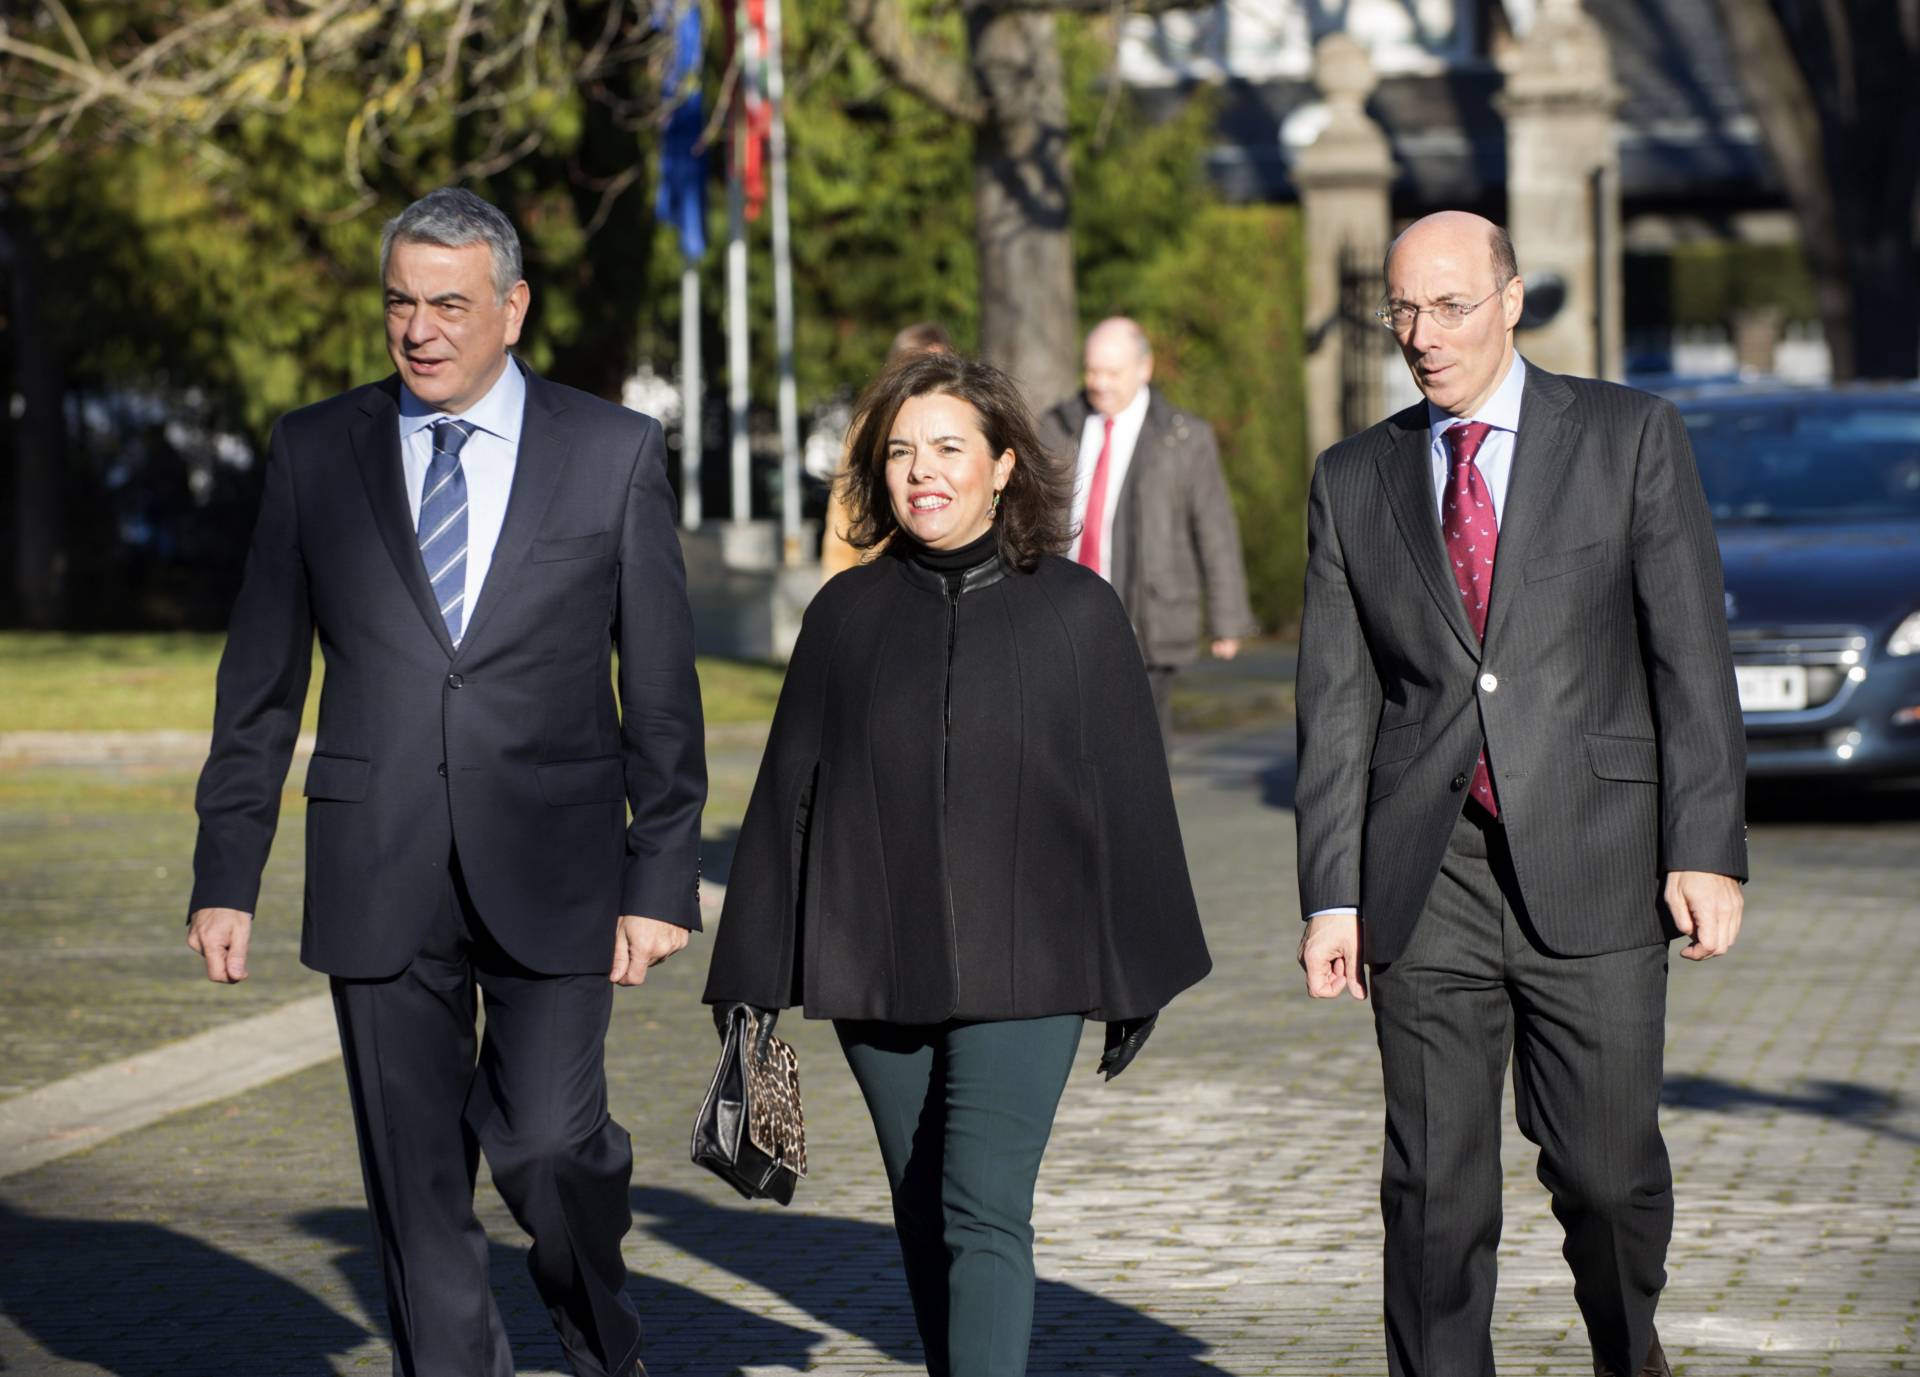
[1294,211,1747,1377]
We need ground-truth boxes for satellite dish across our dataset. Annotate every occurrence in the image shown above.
[1518,272,1566,330]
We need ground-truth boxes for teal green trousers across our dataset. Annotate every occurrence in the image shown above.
[836,1015,1083,1377]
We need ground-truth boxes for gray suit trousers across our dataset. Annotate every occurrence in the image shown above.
[1370,809,1672,1377]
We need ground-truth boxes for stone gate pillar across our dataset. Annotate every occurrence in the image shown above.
[1295,33,1396,460]
[1498,0,1624,379]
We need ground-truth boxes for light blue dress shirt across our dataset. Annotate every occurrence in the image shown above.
[1307,354,1529,922]
[398,359,525,639]
[1426,353,1526,522]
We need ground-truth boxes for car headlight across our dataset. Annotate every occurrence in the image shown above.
[1891,611,1920,656]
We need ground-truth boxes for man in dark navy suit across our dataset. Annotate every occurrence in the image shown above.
[186,187,704,1377]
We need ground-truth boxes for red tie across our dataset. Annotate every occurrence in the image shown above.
[1076,415,1117,576]
[1442,421,1500,818]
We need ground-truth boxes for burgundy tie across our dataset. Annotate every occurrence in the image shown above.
[1442,421,1500,818]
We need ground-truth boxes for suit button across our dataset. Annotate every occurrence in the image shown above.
[447,673,463,689]
[1479,672,1499,693]
[1450,773,1468,791]
[437,762,448,777]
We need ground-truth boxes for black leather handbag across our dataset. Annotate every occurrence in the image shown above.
[691,1004,808,1205]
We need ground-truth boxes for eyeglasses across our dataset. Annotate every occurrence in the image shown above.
[1375,286,1503,335]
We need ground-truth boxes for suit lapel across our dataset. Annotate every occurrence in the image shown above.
[453,365,572,658]
[1481,365,1573,653]
[1374,407,1481,659]
[350,379,456,658]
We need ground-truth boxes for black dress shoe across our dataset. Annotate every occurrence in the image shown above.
[1595,1328,1671,1377]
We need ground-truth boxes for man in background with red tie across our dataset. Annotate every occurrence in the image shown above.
[1038,317,1258,743]
[1293,211,1747,1377]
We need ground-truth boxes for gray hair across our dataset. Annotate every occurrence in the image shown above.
[1489,225,1518,286]
[380,187,524,302]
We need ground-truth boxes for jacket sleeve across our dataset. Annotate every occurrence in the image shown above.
[1187,422,1260,641]
[701,584,842,1008]
[189,423,313,917]
[614,417,709,926]
[1293,453,1383,919]
[1075,578,1212,1020]
[1629,400,1749,879]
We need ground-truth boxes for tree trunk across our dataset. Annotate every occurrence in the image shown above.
[1711,0,1919,380]
[1822,4,1920,378]
[0,195,68,627]
[968,7,1079,411]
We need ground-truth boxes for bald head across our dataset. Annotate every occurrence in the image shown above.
[1384,211,1516,289]
[1383,211,1525,418]
[1083,317,1153,417]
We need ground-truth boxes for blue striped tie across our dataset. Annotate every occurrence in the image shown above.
[419,419,475,644]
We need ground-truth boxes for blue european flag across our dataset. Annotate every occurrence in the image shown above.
[656,0,708,262]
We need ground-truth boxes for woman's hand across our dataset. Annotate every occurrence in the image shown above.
[1098,1013,1159,1080]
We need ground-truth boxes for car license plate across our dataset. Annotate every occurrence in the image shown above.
[1736,664,1809,712]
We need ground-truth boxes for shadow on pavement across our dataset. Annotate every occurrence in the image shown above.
[1662,1075,1919,1146]
[1259,754,1297,811]
[700,827,741,890]
[0,1200,369,1375]
[1746,780,1920,824]
[297,1206,820,1376]
[630,1184,1236,1374]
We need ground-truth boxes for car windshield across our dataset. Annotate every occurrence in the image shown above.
[1680,401,1920,524]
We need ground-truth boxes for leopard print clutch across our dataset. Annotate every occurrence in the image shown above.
[744,1021,808,1178]
[692,1005,808,1203]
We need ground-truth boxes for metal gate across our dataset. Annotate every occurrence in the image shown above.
[1338,241,1389,439]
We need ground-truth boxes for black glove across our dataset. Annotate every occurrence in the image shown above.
[1097,1013,1159,1081]
[711,1002,778,1057]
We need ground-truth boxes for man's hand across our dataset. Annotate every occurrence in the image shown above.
[1298,912,1367,1000]
[1666,870,1743,962]
[187,908,253,983]
[610,915,690,986]
[1210,637,1242,661]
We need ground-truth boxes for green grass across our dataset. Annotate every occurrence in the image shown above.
[0,633,785,732]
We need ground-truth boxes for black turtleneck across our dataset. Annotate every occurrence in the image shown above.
[900,529,998,574]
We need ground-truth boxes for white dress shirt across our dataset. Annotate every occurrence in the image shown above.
[1307,354,1527,921]
[1070,385,1152,579]
[398,359,525,640]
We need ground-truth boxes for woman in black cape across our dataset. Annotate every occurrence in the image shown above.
[703,353,1210,1377]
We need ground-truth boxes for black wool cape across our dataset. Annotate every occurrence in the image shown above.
[703,549,1211,1024]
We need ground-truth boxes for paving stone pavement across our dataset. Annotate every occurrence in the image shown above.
[1,720,1916,1376]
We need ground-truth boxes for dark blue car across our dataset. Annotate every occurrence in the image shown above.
[1673,384,1920,783]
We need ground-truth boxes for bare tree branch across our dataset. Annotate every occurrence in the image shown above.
[0,0,666,179]
[846,0,989,125]
[979,0,1214,15]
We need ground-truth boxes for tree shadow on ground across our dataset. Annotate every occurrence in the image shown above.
[1662,1076,1919,1146]
[630,1184,1236,1375]
[297,1206,821,1377]
[0,1199,369,1375]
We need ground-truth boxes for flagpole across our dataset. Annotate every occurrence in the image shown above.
[680,264,702,529]
[727,0,752,530]
[765,0,801,567]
